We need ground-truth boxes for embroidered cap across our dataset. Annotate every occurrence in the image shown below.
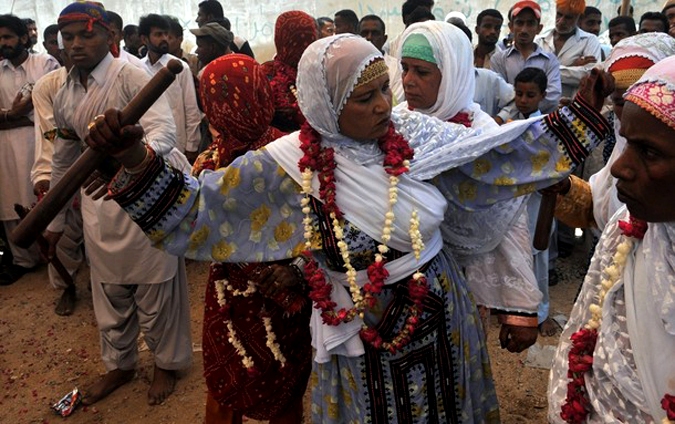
[625,55,675,131]
[355,58,389,89]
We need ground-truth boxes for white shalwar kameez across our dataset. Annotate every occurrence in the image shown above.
[48,53,192,372]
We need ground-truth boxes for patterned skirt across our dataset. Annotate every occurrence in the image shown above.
[310,250,500,423]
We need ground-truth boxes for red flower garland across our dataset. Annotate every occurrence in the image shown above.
[662,394,675,420]
[298,120,428,352]
[561,215,648,423]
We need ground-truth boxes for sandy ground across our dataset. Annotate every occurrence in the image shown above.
[0,242,589,424]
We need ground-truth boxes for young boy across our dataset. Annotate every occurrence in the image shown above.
[513,67,547,119]
[490,0,561,114]
[510,66,560,336]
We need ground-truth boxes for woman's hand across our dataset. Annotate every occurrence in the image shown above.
[256,264,303,300]
[85,109,147,168]
[577,68,614,112]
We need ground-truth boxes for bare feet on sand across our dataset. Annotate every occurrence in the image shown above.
[539,317,561,337]
[148,365,176,405]
[82,368,135,405]
[55,286,76,316]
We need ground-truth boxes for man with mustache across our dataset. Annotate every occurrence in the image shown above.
[0,14,59,286]
[139,14,201,162]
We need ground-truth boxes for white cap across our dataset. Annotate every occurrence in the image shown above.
[444,11,467,25]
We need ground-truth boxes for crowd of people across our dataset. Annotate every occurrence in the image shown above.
[1,0,675,422]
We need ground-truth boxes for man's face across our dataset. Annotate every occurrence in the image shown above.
[334,16,354,34]
[26,23,37,46]
[359,19,387,52]
[509,10,542,47]
[167,32,182,56]
[196,7,210,27]
[555,9,580,35]
[319,21,335,38]
[475,15,503,46]
[639,19,667,34]
[665,6,675,37]
[609,24,633,46]
[611,101,675,222]
[143,27,169,55]
[579,12,602,35]
[60,21,111,71]
[43,33,60,59]
[124,31,141,51]
[0,27,27,59]
[195,37,216,65]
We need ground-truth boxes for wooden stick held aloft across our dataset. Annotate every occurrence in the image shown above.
[10,59,184,248]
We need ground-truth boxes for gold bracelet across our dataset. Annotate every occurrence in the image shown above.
[497,314,539,328]
[124,146,152,175]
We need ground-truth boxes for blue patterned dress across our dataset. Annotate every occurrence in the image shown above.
[110,99,609,423]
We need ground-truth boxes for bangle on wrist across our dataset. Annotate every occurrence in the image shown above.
[497,314,539,328]
[124,146,152,175]
[289,256,307,282]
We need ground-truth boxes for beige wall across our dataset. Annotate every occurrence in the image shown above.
[3,0,664,61]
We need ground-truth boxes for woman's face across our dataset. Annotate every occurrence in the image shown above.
[401,57,442,109]
[338,74,392,141]
[611,101,675,222]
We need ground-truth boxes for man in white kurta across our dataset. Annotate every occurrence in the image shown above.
[31,55,85,316]
[536,0,602,99]
[139,14,201,161]
[46,2,191,406]
[0,14,60,285]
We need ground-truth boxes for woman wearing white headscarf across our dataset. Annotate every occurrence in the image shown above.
[396,21,541,351]
[87,34,611,423]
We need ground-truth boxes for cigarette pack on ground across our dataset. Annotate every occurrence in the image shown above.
[51,388,82,417]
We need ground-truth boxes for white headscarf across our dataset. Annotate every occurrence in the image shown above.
[296,34,390,165]
[397,21,476,122]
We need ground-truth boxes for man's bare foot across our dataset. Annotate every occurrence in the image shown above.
[81,368,135,405]
[539,317,561,337]
[148,365,176,405]
[55,286,76,316]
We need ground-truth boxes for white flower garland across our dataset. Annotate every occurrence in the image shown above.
[301,162,426,322]
[586,237,633,330]
[214,278,286,371]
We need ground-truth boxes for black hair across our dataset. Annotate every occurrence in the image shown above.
[402,0,434,24]
[123,24,139,37]
[164,15,184,38]
[617,4,634,15]
[406,6,435,26]
[107,11,123,31]
[639,11,669,32]
[43,23,58,39]
[138,14,170,38]
[21,17,34,26]
[359,14,386,34]
[318,17,333,25]
[335,9,359,31]
[583,6,601,17]
[515,67,547,93]
[608,15,636,32]
[0,14,28,38]
[198,0,224,20]
[476,9,503,26]
[450,21,472,42]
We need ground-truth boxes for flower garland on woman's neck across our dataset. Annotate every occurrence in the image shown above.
[298,121,429,353]
[560,215,655,424]
[270,60,303,125]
